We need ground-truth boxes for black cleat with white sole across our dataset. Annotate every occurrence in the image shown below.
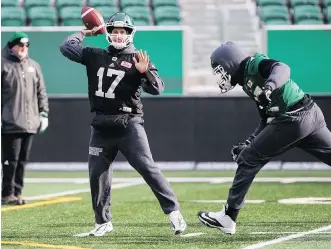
[197,207,236,235]
[198,211,224,229]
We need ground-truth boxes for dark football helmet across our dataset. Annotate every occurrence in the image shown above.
[105,12,136,49]
[210,41,248,93]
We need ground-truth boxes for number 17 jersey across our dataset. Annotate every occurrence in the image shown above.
[82,46,148,115]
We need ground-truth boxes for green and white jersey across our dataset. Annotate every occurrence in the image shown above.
[242,53,305,116]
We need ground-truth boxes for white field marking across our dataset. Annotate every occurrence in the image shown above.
[25,177,331,184]
[180,232,205,237]
[188,200,265,204]
[278,197,331,205]
[241,224,331,249]
[26,182,144,200]
[251,231,331,234]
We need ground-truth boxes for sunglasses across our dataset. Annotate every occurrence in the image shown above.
[18,43,30,48]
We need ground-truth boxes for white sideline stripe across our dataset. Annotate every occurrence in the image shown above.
[26,182,143,200]
[24,177,331,184]
[81,8,94,18]
[189,200,265,204]
[251,231,331,234]
[242,224,331,249]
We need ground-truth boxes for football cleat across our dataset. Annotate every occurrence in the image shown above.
[168,210,187,235]
[73,221,113,237]
[197,206,236,235]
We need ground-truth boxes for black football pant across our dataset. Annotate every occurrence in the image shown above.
[227,102,331,210]
[1,133,34,197]
[88,115,180,224]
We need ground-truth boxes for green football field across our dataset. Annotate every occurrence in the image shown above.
[1,170,331,249]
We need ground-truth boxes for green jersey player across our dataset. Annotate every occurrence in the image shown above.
[197,41,331,235]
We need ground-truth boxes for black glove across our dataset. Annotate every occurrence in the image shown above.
[258,85,273,106]
[231,141,249,161]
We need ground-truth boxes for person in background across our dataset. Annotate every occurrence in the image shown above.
[1,32,49,205]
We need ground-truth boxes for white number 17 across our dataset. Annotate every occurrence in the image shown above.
[95,67,125,99]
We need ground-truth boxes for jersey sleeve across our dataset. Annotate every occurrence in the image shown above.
[247,53,290,90]
[60,32,86,65]
[141,61,165,95]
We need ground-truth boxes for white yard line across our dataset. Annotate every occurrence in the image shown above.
[242,224,331,249]
[251,231,331,234]
[26,182,144,200]
[25,177,331,184]
[189,200,265,204]
[180,232,205,237]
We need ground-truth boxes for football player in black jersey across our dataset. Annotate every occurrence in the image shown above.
[60,12,186,236]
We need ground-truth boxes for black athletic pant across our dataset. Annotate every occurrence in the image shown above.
[88,115,180,224]
[227,102,331,210]
[1,133,34,197]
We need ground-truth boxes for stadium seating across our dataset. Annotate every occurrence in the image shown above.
[293,5,323,23]
[134,19,151,26]
[28,6,57,26]
[156,19,181,25]
[152,0,179,7]
[264,19,291,24]
[0,0,183,26]
[296,19,324,24]
[290,0,319,7]
[60,6,83,26]
[256,0,286,7]
[154,6,181,24]
[256,0,330,24]
[56,0,84,10]
[88,0,116,7]
[259,6,290,23]
[97,6,120,21]
[120,0,149,9]
[325,6,331,22]
[1,0,19,7]
[1,7,26,26]
[122,6,151,25]
[25,0,52,11]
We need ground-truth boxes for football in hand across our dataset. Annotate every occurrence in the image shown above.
[81,6,105,34]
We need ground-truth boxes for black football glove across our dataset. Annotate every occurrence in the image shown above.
[258,85,273,106]
[231,141,249,161]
